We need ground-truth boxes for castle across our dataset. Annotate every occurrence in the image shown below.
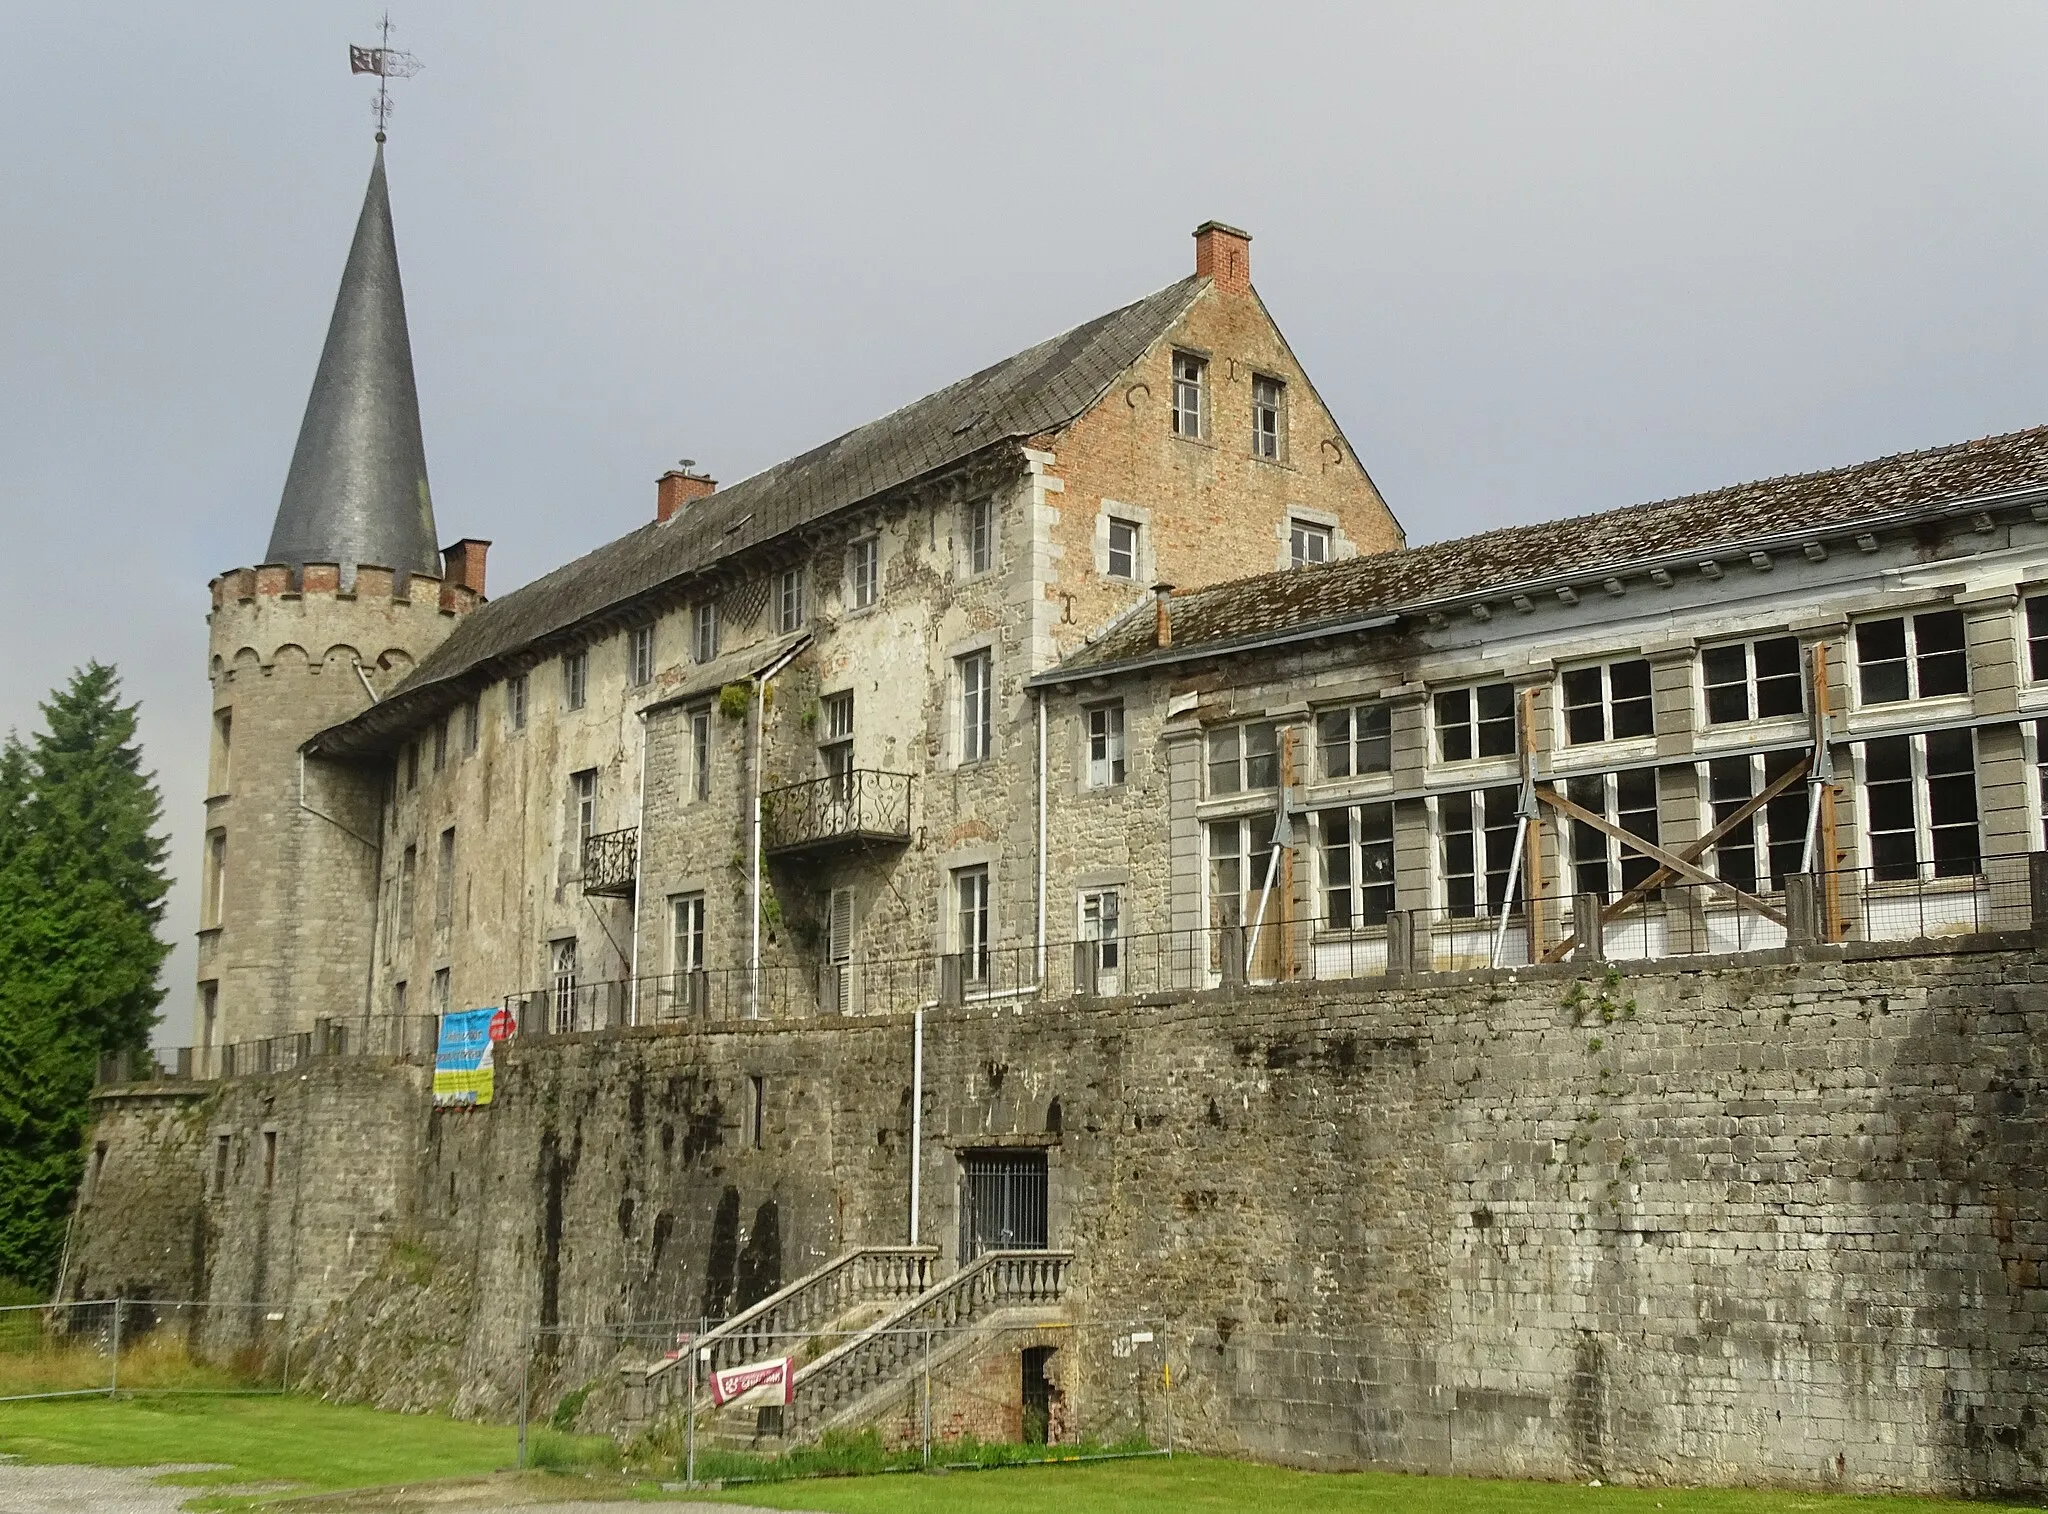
[71,142,2045,1491]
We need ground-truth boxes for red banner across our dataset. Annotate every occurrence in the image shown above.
[709,1354,795,1409]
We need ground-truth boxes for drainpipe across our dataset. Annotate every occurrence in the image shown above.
[1035,691,1047,985]
[627,712,650,1024]
[749,642,807,1017]
[909,1006,924,1246]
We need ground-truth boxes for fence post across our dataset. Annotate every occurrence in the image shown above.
[938,954,964,1008]
[2030,853,2048,950]
[1219,924,1246,991]
[1573,894,1605,960]
[1072,941,1098,1000]
[280,1304,292,1393]
[517,1340,528,1469]
[109,1298,121,1398]
[1164,1330,1173,1457]
[1385,910,1411,976]
[685,1348,698,1488]
[922,1328,933,1467]
[1786,874,1820,947]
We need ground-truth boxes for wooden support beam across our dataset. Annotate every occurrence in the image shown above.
[1519,689,1546,956]
[1536,786,1789,932]
[1537,753,1810,963]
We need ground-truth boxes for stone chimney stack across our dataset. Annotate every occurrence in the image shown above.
[657,467,718,523]
[1153,583,1175,649]
[1193,221,1252,295]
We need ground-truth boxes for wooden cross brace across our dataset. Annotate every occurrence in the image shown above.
[1534,753,1811,963]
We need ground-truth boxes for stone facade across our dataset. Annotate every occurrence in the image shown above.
[77,941,2047,1491]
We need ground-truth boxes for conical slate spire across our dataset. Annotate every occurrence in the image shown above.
[265,143,440,579]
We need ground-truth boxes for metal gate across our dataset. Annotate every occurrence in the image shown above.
[959,1150,1048,1260]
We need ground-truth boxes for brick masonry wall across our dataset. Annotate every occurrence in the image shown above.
[79,943,2046,1492]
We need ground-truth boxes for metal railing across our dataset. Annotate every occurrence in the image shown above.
[761,769,914,855]
[110,1015,443,1086]
[579,827,638,897]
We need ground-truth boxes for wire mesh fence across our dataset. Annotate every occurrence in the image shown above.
[0,1299,296,1402]
[516,1315,1173,1488]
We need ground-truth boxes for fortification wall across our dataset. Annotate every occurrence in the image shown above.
[77,942,2046,1491]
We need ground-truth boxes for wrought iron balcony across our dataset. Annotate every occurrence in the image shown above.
[762,769,914,856]
[580,827,639,897]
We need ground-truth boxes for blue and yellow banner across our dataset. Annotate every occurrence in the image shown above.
[433,1008,500,1107]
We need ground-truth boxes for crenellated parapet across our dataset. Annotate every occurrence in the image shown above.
[207,560,480,688]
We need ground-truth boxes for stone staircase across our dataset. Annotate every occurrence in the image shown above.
[619,1245,1073,1448]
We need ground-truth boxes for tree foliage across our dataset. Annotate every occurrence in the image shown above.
[0,663,170,1289]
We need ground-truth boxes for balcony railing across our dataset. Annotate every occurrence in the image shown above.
[580,828,638,897]
[761,769,913,856]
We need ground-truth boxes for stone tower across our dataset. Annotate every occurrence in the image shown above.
[198,141,486,1051]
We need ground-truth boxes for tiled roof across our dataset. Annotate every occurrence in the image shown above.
[311,275,1207,756]
[1047,423,2048,680]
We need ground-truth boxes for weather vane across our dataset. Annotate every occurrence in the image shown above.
[349,13,422,141]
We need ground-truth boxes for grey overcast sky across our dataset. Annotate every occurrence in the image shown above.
[7,3,2048,1041]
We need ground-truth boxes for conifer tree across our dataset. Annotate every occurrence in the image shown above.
[0,663,169,1288]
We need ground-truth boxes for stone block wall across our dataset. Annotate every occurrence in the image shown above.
[78,941,2046,1492]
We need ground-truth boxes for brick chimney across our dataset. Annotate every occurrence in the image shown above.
[440,538,491,596]
[1152,583,1176,649]
[657,467,718,523]
[1193,221,1251,295]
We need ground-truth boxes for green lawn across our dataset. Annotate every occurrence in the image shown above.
[704,1455,2044,1514]
[0,1393,536,1507]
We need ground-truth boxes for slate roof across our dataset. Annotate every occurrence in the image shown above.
[311,274,1207,757]
[1042,423,2048,682]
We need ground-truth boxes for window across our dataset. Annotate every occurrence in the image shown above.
[821,691,855,800]
[1863,730,1979,880]
[825,886,855,1013]
[1706,750,1809,893]
[1208,813,1281,981]
[1086,702,1126,787]
[263,1130,278,1189]
[689,707,711,802]
[431,719,447,773]
[1252,375,1285,460]
[1171,351,1207,439]
[693,601,720,664]
[1207,721,1279,795]
[1316,702,1391,779]
[1855,610,1967,704]
[954,866,991,983]
[849,537,879,609]
[212,1134,231,1195]
[1564,770,1661,900]
[432,967,450,1017]
[199,982,218,1048]
[435,827,455,927]
[1289,519,1331,568]
[1106,518,1140,580]
[563,650,589,711]
[507,673,529,732]
[212,709,232,791]
[776,567,806,633]
[964,497,995,576]
[1434,683,1516,762]
[629,624,655,688]
[1080,889,1121,971]
[1318,802,1395,929]
[2028,596,2048,680]
[571,770,598,851]
[404,742,419,792]
[551,940,578,1033]
[393,979,408,1016]
[959,651,993,763]
[1702,636,1804,724]
[746,1074,766,1150]
[1561,660,1654,745]
[398,843,417,936]
[1440,786,1520,917]
[461,700,480,755]
[91,1141,108,1197]
[670,894,705,974]
[206,829,227,926]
